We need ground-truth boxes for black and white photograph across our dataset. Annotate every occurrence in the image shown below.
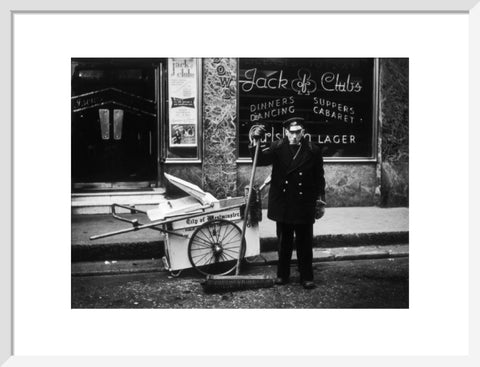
[71,57,409,309]
[6,5,475,362]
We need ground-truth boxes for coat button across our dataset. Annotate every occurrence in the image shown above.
[299,172,303,176]
[285,180,288,184]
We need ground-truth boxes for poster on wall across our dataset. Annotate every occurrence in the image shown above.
[168,58,198,147]
[238,58,376,160]
[170,123,197,146]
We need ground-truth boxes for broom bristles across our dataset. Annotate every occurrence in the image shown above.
[201,275,275,293]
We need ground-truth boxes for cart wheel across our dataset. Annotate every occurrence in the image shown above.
[188,219,246,276]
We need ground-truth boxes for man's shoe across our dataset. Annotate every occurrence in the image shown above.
[274,277,289,285]
[302,281,316,289]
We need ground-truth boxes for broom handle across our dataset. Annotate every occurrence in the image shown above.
[236,140,261,275]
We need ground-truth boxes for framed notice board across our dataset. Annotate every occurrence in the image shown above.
[165,58,203,163]
[238,58,378,161]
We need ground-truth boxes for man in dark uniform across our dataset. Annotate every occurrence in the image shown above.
[250,117,326,289]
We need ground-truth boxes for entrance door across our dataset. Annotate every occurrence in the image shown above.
[71,59,161,191]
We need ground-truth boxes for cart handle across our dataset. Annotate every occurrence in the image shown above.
[111,204,147,226]
[89,203,189,240]
[89,203,245,241]
[89,224,189,240]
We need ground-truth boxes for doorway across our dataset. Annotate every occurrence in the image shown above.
[71,59,163,191]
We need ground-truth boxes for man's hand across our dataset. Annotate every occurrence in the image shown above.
[251,125,266,140]
[315,199,326,219]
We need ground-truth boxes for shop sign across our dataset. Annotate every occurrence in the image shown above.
[238,58,377,161]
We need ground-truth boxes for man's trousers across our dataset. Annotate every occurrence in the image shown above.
[276,222,314,282]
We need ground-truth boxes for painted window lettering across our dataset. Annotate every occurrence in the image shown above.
[312,97,356,123]
[320,73,362,93]
[291,69,317,95]
[240,68,289,92]
[249,96,296,122]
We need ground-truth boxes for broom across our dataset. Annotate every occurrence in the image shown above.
[201,138,275,293]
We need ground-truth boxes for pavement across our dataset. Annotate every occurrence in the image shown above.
[72,206,409,275]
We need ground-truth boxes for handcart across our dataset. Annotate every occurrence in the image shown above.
[90,173,268,277]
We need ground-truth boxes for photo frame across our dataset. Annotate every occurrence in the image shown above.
[2,0,479,366]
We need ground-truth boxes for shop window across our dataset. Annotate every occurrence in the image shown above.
[237,58,378,162]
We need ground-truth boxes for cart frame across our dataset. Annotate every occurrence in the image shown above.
[90,198,260,276]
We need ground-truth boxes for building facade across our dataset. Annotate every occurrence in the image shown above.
[71,58,408,214]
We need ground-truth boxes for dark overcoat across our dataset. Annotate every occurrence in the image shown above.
[250,137,325,224]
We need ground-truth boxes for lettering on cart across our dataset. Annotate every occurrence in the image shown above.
[176,210,241,230]
[186,218,199,225]
[206,211,241,221]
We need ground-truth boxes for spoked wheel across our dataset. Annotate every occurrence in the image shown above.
[188,219,246,276]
